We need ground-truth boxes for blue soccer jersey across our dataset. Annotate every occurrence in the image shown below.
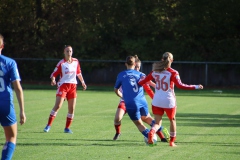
[114,69,147,109]
[0,55,21,101]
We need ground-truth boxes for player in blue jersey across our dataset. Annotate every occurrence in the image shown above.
[114,56,153,139]
[0,34,26,160]
[113,55,169,142]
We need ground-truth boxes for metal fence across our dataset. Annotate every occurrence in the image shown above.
[14,58,240,86]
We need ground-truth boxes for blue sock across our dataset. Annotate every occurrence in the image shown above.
[1,141,16,160]
[150,120,155,127]
[141,129,150,138]
[157,126,163,132]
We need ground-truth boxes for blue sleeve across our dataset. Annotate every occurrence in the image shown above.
[114,74,122,89]
[138,72,146,83]
[10,61,21,82]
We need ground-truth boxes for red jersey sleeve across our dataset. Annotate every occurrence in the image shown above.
[50,60,62,78]
[172,73,196,90]
[138,71,154,86]
[76,61,81,75]
[143,84,154,99]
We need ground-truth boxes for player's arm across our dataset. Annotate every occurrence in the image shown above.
[77,73,87,90]
[142,84,154,99]
[173,74,203,90]
[148,80,156,88]
[114,88,123,99]
[138,71,154,86]
[50,61,62,86]
[12,80,26,125]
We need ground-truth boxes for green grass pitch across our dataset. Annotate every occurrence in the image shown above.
[1,85,240,160]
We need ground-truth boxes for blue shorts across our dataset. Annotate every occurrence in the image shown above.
[126,105,149,121]
[0,101,17,127]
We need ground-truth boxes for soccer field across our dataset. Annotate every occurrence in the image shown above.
[1,86,240,160]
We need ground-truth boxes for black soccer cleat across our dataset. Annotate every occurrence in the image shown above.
[113,133,121,140]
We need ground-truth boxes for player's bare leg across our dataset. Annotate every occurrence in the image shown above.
[169,117,177,147]
[44,96,65,132]
[141,114,168,142]
[132,119,148,132]
[64,98,76,133]
[2,123,17,159]
[113,108,125,140]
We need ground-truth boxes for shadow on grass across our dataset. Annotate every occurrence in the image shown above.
[6,140,148,147]
[176,113,240,127]
[180,141,240,146]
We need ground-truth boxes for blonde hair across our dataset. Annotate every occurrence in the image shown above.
[0,34,3,47]
[134,55,141,63]
[126,56,135,65]
[152,52,173,72]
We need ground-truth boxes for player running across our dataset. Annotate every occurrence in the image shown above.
[43,45,87,133]
[0,34,26,160]
[139,52,203,147]
[113,55,169,142]
[114,56,167,142]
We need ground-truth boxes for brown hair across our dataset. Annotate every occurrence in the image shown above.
[152,52,173,72]
[0,34,4,47]
[64,45,72,50]
[134,55,141,63]
[126,56,135,65]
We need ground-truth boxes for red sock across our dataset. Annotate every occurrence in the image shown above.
[65,117,73,129]
[114,124,121,134]
[170,136,176,143]
[156,131,165,139]
[47,115,56,126]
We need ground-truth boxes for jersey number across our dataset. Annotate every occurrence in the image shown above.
[0,77,5,92]
[132,82,138,92]
[155,75,168,91]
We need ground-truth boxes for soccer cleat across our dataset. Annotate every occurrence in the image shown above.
[148,130,155,145]
[161,138,168,142]
[113,133,121,140]
[43,125,51,132]
[162,128,170,142]
[64,128,73,134]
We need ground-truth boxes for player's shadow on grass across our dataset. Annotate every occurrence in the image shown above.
[176,113,240,127]
[11,140,146,147]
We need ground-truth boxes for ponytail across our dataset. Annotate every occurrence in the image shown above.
[152,52,172,72]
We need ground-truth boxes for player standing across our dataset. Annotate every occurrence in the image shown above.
[0,34,26,159]
[139,52,203,147]
[43,45,87,133]
[113,55,169,142]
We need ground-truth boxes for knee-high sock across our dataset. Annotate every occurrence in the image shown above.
[1,141,16,160]
[170,132,176,142]
[114,124,121,134]
[141,129,150,138]
[65,113,74,129]
[47,110,57,126]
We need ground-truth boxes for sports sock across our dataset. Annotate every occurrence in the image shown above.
[170,132,176,142]
[150,120,155,127]
[47,110,57,126]
[141,128,150,138]
[65,113,74,129]
[156,131,165,139]
[114,124,121,134]
[1,141,16,160]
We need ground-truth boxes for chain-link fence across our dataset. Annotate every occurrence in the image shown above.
[14,58,240,86]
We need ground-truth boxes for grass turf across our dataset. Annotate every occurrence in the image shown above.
[1,86,240,160]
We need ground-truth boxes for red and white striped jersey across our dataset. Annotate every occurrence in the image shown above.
[139,68,197,108]
[50,58,81,86]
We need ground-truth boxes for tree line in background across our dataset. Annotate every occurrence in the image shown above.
[0,0,240,62]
